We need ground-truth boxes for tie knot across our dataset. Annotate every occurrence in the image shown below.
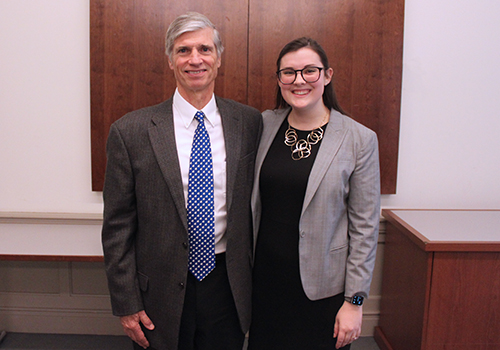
[195,111,205,123]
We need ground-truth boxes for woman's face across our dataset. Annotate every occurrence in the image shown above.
[278,47,333,113]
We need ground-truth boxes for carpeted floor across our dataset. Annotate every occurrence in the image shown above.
[0,332,380,350]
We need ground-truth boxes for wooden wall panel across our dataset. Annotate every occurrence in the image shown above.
[90,0,248,190]
[248,0,404,193]
[91,0,403,193]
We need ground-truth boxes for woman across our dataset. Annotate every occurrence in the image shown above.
[249,37,380,350]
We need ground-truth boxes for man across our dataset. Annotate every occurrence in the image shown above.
[102,12,262,350]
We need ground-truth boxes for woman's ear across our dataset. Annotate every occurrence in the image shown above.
[324,67,334,85]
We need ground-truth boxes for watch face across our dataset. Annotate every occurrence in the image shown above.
[352,295,364,306]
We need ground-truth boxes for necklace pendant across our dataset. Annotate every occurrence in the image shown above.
[284,123,324,161]
[292,139,311,160]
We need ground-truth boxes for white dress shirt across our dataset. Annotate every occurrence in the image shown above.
[172,89,227,254]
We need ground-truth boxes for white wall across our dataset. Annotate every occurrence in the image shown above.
[385,0,500,209]
[0,0,101,214]
[1,0,500,215]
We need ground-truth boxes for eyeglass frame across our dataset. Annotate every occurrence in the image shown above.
[276,66,325,85]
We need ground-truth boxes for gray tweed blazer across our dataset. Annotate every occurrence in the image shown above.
[251,108,380,300]
[102,96,262,350]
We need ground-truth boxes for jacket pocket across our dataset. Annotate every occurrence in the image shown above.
[329,243,348,253]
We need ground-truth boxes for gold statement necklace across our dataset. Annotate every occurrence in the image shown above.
[284,111,329,160]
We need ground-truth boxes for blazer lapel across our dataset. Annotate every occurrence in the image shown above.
[216,97,242,212]
[302,110,348,214]
[255,109,288,178]
[148,99,188,231]
[251,109,287,246]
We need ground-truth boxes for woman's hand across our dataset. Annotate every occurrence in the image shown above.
[333,301,363,349]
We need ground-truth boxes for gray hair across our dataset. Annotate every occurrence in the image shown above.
[165,12,224,61]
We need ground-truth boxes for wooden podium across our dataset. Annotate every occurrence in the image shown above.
[375,209,500,350]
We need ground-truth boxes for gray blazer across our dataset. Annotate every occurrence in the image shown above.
[102,97,262,350]
[251,108,380,301]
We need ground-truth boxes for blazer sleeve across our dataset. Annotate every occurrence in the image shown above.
[101,123,144,316]
[344,130,381,298]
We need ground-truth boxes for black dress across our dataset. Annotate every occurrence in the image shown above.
[248,119,349,350]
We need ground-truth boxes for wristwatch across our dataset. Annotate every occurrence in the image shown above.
[345,294,364,306]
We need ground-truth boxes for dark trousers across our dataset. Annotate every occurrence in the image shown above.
[178,253,244,350]
[133,254,243,350]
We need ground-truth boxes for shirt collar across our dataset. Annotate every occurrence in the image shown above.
[173,89,217,128]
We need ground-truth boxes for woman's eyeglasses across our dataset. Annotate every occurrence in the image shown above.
[277,66,324,85]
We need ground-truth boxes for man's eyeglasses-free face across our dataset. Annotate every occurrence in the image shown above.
[277,66,324,85]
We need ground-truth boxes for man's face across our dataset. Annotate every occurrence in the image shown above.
[168,27,221,99]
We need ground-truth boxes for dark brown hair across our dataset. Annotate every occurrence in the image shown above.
[275,37,346,114]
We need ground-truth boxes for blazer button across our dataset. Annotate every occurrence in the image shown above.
[183,242,188,249]
[179,282,185,289]
[300,231,305,238]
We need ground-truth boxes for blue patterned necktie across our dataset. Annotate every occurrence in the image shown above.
[187,111,215,281]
